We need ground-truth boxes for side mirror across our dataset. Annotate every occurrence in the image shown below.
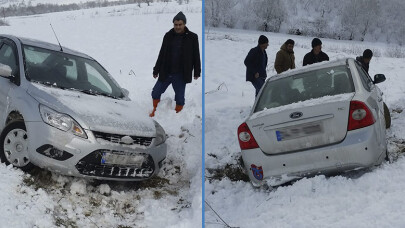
[373,74,386,84]
[122,88,129,97]
[0,63,12,78]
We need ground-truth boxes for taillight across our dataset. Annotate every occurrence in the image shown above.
[238,122,259,150]
[347,100,375,131]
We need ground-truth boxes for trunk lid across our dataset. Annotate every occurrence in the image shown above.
[247,93,354,154]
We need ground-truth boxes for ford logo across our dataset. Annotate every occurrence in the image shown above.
[290,112,303,119]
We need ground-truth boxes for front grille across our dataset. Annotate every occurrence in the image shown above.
[75,149,155,179]
[93,131,153,147]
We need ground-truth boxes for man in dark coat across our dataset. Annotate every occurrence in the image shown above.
[244,35,269,97]
[356,49,373,73]
[274,39,295,74]
[303,38,329,66]
[150,11,201,117]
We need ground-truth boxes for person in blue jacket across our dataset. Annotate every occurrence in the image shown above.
[244,35,269,97]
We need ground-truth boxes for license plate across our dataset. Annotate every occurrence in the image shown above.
[276,123,322,141]
[101,153,145,166]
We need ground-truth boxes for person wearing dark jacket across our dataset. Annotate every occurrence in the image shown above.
[356,49,373,73]
[244,35,269,97]
[150,11,201,117]
[355,49,390,127]
[303,38,329,66]
[274,39,295,74]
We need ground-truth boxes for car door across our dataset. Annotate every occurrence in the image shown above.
[0,38,20,129]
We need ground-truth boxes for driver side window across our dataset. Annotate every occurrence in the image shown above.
[0,42,18,76]
[355,63,372,92]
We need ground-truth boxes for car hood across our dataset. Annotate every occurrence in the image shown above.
[27,83,155,137]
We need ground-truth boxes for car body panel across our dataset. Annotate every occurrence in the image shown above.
[248,93,354,154]
[26,83,155,137]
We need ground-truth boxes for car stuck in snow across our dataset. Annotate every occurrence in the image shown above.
[0,34,167,181]
[238,58,388,186]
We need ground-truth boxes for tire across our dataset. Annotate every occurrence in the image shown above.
[383,102,391,129]
[0,121,34,171]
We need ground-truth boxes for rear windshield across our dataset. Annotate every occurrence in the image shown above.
[254,65,354,113]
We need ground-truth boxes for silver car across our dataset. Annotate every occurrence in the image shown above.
[0,34,167,181]
[238,58,387,187]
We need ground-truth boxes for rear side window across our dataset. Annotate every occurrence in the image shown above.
[254,65,354,113]
[355,62,373,92]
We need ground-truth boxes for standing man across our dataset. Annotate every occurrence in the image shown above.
[150,11,201,117]
[244,35,269,97]
[274,39,295,74]
[303,38,329,66]
[356,49,373,73]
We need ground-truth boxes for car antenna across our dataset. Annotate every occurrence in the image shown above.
[50,23,63,52]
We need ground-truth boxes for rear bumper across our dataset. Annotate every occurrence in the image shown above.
[242,125,386,186]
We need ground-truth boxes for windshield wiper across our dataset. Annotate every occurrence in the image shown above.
[32,80,70,90]
[77,89,120,99]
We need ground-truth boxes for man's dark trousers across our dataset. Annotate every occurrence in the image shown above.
[251,77,265,97]
[151,73,186,106]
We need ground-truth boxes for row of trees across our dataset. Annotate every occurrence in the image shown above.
[205,0,405,45]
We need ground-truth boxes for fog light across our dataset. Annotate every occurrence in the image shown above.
[36,144,73,161]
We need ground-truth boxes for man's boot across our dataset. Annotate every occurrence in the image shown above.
[175,104,183,113]
[149,99,160,117]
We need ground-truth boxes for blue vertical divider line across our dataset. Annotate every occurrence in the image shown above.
[201,0,205,227]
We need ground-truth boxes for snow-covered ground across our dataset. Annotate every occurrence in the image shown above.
[0,0,121,7]
[205,28,405,227]
[0,1,202,227]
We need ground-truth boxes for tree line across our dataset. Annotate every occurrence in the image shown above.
[205,0,405,45]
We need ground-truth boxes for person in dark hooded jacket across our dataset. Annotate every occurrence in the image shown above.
[244,35,269,97]
[150,11,201,117]
[274,39,295,74]
[303,38,329,66]
[356,49,373,73]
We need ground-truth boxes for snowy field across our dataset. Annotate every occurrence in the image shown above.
[0,0,121,7]
[205,28,405,227]
[0,1,202,227]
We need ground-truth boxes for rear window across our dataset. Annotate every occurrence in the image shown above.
[254,65,354,113]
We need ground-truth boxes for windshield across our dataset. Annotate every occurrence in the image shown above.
[23,45,124,99]
[254,65,354,113]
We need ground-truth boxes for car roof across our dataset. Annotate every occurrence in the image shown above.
[0,34,94,60]
[268,58,351,82]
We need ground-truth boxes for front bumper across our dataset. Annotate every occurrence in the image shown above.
[26,121,167,181]
[242,125,386,186]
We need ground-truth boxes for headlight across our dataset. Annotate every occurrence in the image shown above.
[154,121,166,146]
[39,104,88,139]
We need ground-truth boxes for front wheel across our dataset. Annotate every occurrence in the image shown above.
[0,121,34,171]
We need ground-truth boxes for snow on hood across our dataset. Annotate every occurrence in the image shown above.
[27,83,155,137]
[250,92,355,120]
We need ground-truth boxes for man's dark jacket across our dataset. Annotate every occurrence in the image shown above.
[356,56,370,73]
[244,46,268,82]
[153,27,201,83]
[303,50,329,66]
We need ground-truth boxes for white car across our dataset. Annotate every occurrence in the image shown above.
[238,58,388,186]
[0,34,167,181]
